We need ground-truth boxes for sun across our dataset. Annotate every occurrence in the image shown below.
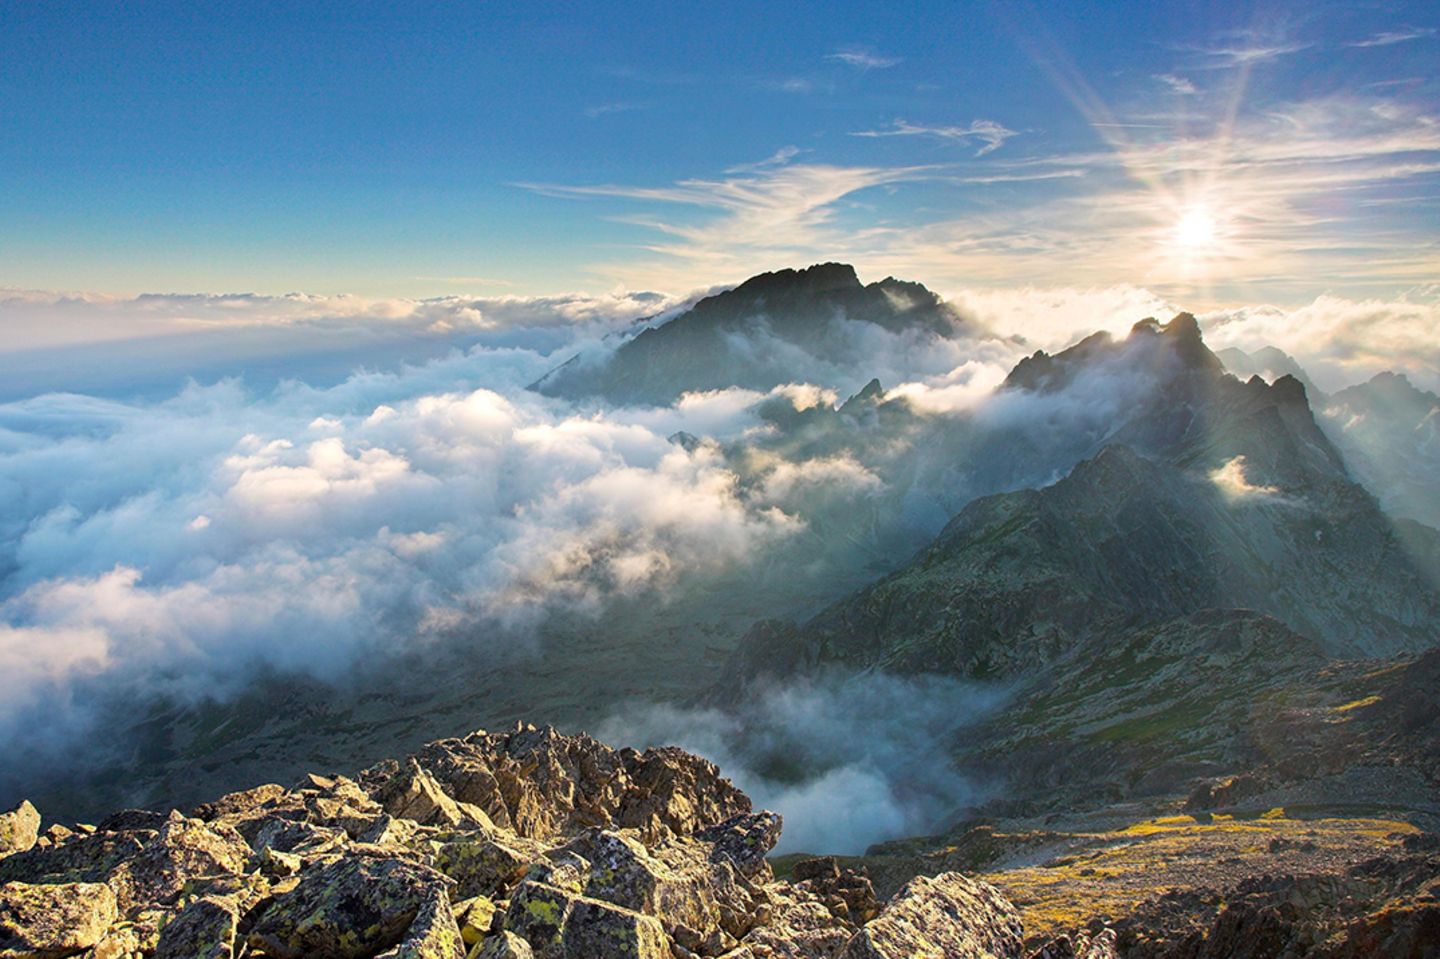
[1175,206,1217,249]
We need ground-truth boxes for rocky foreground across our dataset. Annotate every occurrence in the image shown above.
[0,724,1106,959]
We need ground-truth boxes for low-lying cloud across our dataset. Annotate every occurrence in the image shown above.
[1201,293,1440,394]
[2,276,1433,813]
[598,671,1007,855]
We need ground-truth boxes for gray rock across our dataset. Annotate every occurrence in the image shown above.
[0,880,118,956]
[840,872,1023,959]
[0,803,40,859]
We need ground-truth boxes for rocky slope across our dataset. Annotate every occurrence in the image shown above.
[2,724,1075,959]
[531,263,982,406]
[722,314,1440,692]
[1321,372,1440,531]
[1217,347,1440,541]
[781,643,1440,957]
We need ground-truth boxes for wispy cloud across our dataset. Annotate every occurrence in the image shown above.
[1182,35,1311,67]
[851,119,1020,156]
[519,159,941,289]
[764,77,818,94]
[725,146,804,174]
[1348,27,1437,48]
[826,49,901,70]
[584,101,646,118]
[1154,73,1198,96]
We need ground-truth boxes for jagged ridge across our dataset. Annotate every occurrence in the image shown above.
[0,723,1075,959]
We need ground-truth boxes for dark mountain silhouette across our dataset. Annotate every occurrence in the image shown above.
[532,263,983,405]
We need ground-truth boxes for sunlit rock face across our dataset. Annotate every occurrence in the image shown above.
[532,262,985,406]
[0,724,1043,959]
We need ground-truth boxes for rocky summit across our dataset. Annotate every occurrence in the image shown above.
[0,723,1077,959]
[531,263,983,406]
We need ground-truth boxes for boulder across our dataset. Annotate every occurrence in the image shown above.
[1029,929,1119,959]
[695,813,782,880]
[374,760,495,830]
[475,931,535,958]
[106,812,252,915]
[0,829,149,887]
[246,854,455,959]
[152,895,239,959]
[562,829,718,933]
[434,834,545,899]
[505,877,670,959]
[561,896,670,959]
[453,895,499,947]
[0,804,40,859]
[840,872,1024,959]
[375,888,466,959]
[0,880,117,956]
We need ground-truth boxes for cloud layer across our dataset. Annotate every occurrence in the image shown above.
[598,671,1006,854]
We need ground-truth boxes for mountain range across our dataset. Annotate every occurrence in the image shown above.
[6,263,1438,958]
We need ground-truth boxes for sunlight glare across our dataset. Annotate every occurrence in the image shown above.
[1175,206,1217,249]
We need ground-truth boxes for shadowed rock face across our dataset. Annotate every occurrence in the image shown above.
[722,313,1440,695]
[0,723,1047,959]
[532,262,981,406]
[1321,371,1440,530]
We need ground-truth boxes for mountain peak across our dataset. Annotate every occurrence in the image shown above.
[840,377,885,413]
[724,262,862,300]
[532,262,972,405]
[1004,311,1220,393]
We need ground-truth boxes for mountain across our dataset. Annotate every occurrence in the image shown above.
[723,314,1440,691]
[532,263,983,406]
[1321,371,1440,530]
[1216,349,1440,533]
[1214,344,1324,401]
[710,310,1440,952]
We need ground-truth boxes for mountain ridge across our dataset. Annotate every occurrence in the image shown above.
[531,263,983,406]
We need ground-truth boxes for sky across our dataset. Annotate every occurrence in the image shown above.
[2,0,1437,308]
[1,0,1438,824]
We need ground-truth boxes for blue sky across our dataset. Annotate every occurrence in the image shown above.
[2,0,1437,302]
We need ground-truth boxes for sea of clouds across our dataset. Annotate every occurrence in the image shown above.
[1,278,1434,840]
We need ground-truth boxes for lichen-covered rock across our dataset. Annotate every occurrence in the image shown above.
[434,834,546,900]
[246,854,455,959]
[505,876,672,959]
[506,881,574,955]
[562,829,718,932]
[251,817,348,858]
[740,879,853,959]
[0,726,1037,959]
[840,872,1024,959]
[696,813,783,880]
[192,783,289,824]
[106,812,252,915]
[0,829,149,886]
[376,887,467,959]
[475,930,535,959]
[790,857,879,925]
[152,895,238,959]
[454,895,499,947]
[1325,902,1440,958]
[0,804,40,860]
[561,896,670,959]
[392,726,751,843]
[0,880,117,955]
[1029,929,1119,959]
[373,760,496,831]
